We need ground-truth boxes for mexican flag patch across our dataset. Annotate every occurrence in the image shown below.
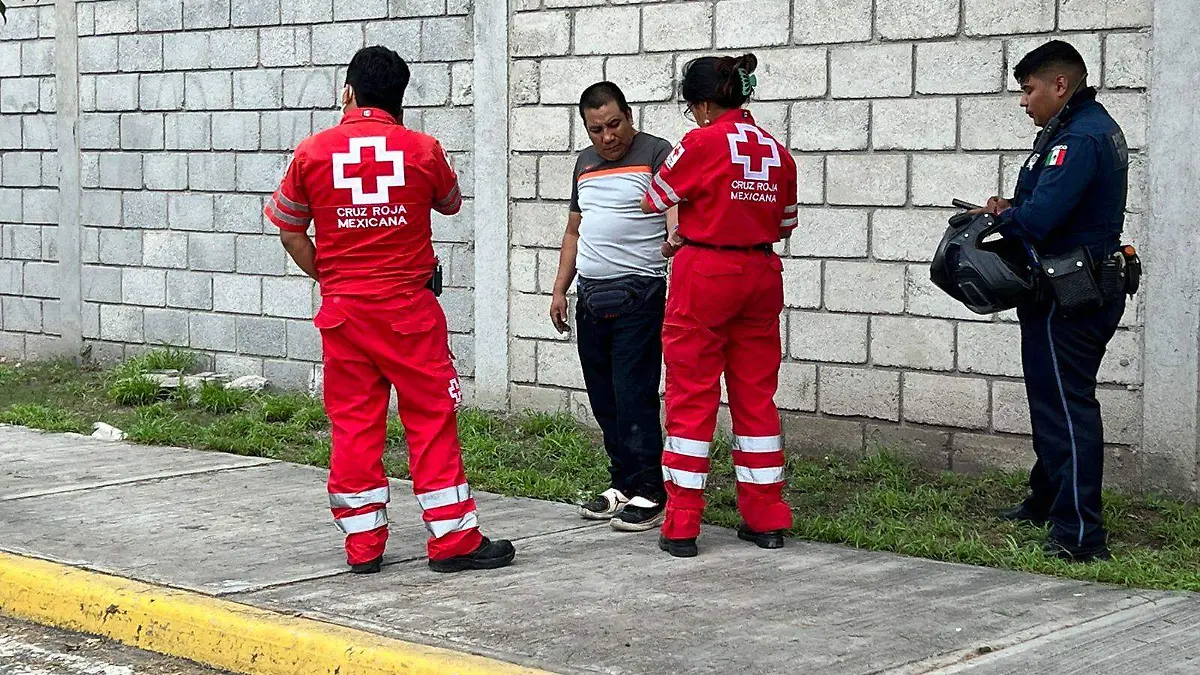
[1045,145,1068,167]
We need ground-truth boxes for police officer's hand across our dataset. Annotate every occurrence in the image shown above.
[550,293,570,334]
[986,196,1012,215]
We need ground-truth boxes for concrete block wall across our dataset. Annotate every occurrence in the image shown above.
[0,0,476,393]
[506,0,1152,480]
[0,1,60,358]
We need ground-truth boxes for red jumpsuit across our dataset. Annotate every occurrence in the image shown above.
[644,108,798,541]
[265,108,480,565]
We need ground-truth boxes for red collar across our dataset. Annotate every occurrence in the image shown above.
[714,108,754,125]
[340,108,399,125]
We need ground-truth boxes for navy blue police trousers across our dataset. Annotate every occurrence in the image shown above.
[1017,295,1125,549]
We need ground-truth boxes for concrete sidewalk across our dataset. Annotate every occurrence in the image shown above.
[1,424,1196,674]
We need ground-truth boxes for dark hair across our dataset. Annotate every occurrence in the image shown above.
[1013,40,1088,85]
[680,53,758,108]
[345,46,411,119]
[578,82,631,120]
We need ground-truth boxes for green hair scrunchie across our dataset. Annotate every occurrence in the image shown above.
[737,68,757,97]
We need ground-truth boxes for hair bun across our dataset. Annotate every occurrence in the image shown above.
[734,53,758,74]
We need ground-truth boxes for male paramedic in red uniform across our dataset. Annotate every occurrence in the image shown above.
[642,53,797,558]
[266,46,516,574]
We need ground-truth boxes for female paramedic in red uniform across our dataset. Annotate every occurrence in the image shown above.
[641,53,798,558]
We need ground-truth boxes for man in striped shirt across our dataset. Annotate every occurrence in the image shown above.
[549,83,675,532]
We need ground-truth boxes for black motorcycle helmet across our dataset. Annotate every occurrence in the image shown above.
[929,212,1038,315]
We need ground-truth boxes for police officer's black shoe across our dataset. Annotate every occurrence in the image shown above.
[737,524,786,549]
[1043,538,1112,563]
[997,504,1048,527]
[428,537,516,573]
[349,556,383,574]
[658,534,698,558]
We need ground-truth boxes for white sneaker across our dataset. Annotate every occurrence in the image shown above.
[579,488,628,520]
[611,496,666,532]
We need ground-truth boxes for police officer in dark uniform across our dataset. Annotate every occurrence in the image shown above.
[971,41,1130,562]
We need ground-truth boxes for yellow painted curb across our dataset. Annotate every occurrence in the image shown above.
[0,551,554,675]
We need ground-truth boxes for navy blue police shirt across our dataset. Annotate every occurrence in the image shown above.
[999,88,1129,259]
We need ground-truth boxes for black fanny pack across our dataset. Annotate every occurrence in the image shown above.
[578,276,663,320]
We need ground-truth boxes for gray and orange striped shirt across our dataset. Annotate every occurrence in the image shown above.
[570,132,673,280]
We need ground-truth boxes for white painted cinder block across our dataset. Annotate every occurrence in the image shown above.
[826,155,908,207]
[903,373,990,429]
[820,366,900,421]
[824,261,905,314]
[872,209,951,263]
[963,0,1054,36]
[871,316,956,371]
[794,0,871,45]
[575,6,640,55]
[789,311,868,364]
[916,41,1005,95]
[643,3,713,53]
[910,154,1001,208]
[790,101,869,152]
[876,0,960,40]
[872,99,957,151]
[714,0,789,49]
[512,11,571,58]
[831,44,913,99]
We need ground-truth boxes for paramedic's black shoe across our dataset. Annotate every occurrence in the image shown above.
[997,504,1048,527]
[658,534,698,558]
[1043,538,1111,563]
[428,537,516,573]
[349,556,382,574]
[737,524,785,549]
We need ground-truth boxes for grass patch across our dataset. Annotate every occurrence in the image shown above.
[0,403,87,434]
[109,374,161,407]
[197,381,253,414]
[126,347,198,374]
[1,354,1199,591]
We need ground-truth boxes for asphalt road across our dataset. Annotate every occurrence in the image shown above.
[0,615,227,675]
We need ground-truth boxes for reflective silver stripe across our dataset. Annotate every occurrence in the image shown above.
[329,486,391,509]
[781,217,798,228]
[665,436,711,458]
[735,466,785,485]
[334,508,388,534]
[654,173,681,205]
[647,184,669,213]
[435,183,461,208]
[663,466,708,490]
[267,201,312,228]
[783,204,798,214]
[733,435,783,453]
[426,511,479,538]
[416,483,471,511]
[275,190,310,214]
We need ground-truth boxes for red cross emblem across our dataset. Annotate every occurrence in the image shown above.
[333,137,406,205]
[727,123,782,182]
[447,377,463,408]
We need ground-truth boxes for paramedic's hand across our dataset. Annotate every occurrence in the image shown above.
[661,230,684,259]
[550,293,570,334]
